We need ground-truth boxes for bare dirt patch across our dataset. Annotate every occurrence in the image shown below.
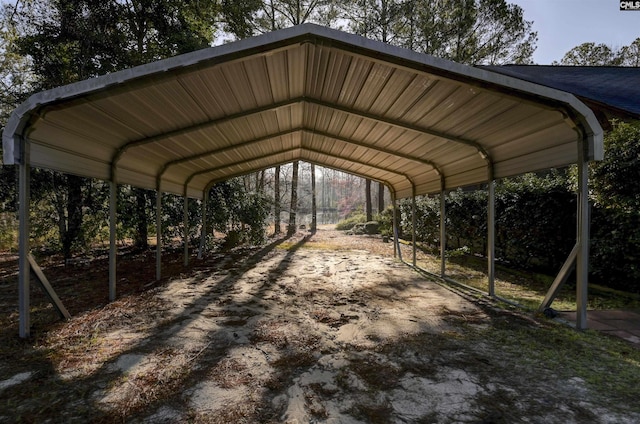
[1,227,640,423]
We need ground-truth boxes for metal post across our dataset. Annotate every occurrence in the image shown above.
[576,137,590,329]
[156,181,162,281]
[440,190,446,277]
[392,192,397,258]
[183,187,189,267]
[198,190,208,260]
[412,190,417,267]
[109,178,117,301]
[18,136,31,338]
[488,179,496,297]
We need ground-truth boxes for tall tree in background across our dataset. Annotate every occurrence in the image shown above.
[557,38,640,66]
[116,0,219,248]
[344,0,403,43]
[10,0,220,254]
[378,182,384,214]
[619,38,640,66]
[415,0,537,64]
[558,42,619,66]
[13,0,125,259]
[344,0,536,64]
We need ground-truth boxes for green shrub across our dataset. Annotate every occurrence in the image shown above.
[336,212,366,231]
[589,121,640,292]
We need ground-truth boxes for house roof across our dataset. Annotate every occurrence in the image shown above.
[481,65,640,121]
[2,24,602,200]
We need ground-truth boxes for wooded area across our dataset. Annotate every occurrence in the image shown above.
[0,0,639,293]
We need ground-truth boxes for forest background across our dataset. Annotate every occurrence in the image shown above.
[0,0,639,293]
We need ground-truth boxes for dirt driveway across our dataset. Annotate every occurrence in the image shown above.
[1,228,639,423]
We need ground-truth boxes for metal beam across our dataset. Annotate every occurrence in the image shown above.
[156,179,162,281]
[111,98,303,165]
[158,128,300,177]
[307,97,493,161]
[539,244,578,311]
[487,178,496,297]
[412,185,417,267]
[198,190,208,260]
[576,136,591,329]
[28,254,71,320]
[109,177,117,301]
[440,187,446,277]
[183,185,189,267]
[307,129,444,175]
[18,135,30,338]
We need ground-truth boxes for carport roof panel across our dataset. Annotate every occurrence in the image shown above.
[2,24,602,200]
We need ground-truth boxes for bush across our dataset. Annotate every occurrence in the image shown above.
[336,212,366,231]
[400,171,577,273]
[589,121,640,292]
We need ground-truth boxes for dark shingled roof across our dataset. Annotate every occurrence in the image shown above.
[481,65,640,120]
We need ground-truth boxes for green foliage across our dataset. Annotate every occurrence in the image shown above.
[589,121,640,292]
[336,211,367,231]
[557,38,640,66]
[394,0,537,64]
[208,178,270,247]
[399,196,439,244]
[402,172,576,272]
[375,205,396,238]
[495,171,575,270]
[0,213,16,251]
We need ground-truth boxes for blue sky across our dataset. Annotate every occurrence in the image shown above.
[509,0,640,64]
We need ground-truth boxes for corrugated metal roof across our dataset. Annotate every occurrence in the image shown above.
[481,65,640,119]
[2,24,602,200]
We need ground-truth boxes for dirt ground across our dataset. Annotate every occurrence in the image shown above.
[1,227,640,423]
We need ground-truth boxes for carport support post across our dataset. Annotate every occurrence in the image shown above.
[576,137,590,330]
[488,179,496,297]
[412,190,417,267]
[109,177,117,301]
[440,186,446,277]
[18,136,31,338]
[156,181,162,281]
[183,187,189,267]
[198,190,208,260]
[392,192,400,260]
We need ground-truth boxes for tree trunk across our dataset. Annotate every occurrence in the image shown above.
[62,174,83,260]
[365,179,372,221]
[288,161,299,235]
[311,164,317,232]
[132,187,148,249]
[274,166,281,234]
[378,182,385,214]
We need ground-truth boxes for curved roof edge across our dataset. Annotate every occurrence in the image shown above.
[2,23,603,170]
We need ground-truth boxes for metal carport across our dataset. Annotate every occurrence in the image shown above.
[1,24,603,337]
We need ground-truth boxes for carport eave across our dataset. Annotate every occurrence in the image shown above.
[3,23,603,174]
